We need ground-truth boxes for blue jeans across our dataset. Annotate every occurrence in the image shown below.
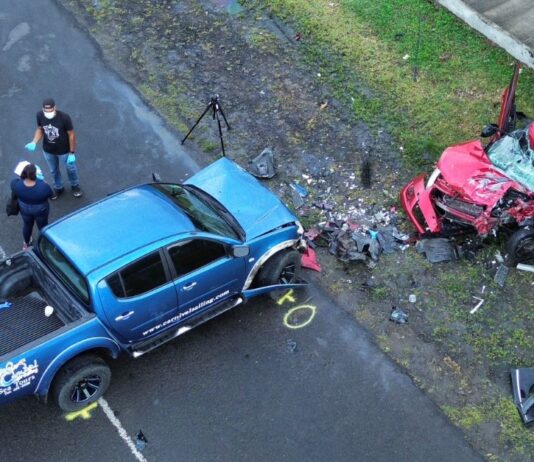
[43,151,80,190]
[18,201,49,245]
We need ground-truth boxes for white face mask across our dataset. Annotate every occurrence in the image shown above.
[43,110,56,119]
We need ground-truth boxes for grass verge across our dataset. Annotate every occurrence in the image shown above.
[248,0,534,167]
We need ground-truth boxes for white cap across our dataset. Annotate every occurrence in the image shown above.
[14,161,30,176]
[14,161,43,178]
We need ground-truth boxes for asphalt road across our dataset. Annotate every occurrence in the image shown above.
[0,1,484,461]
[0,0,198,255]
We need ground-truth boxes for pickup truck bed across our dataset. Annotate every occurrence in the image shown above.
[0,291,64,356]
[0,252,85,360]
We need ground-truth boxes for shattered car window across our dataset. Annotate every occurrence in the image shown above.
[487,128,534,192]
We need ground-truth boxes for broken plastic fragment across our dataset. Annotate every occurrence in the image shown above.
[290,187,305,209]
[313,201,334,211]
[470,297,484,314]
[517,263,534,273]
[416,238,458,263]
[248,148,276,179]
[390,306,408,324]
[301,247,322,272]
[304,228,320,241]
[494,264,509,287]
[511,367,534,424]
[289,182,308,198]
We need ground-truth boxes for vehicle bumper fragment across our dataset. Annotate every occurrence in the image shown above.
[242,277,308,299]
[400,174,441,234]
[511,367,534,424]
[415,238,458,263]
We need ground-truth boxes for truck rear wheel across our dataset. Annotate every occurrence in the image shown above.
[51,355,111,412]
[257,250,301,299]
[506,227,534,266]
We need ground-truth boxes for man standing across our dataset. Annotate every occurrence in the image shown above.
[25,98,83,198]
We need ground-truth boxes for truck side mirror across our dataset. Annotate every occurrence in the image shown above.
[481,124,499,138]
[232,245,250,258]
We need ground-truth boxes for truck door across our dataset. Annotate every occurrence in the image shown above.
[166,238,246,320]
[97,250,178,343]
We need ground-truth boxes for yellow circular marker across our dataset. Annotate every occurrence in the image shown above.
[283,304,317,329]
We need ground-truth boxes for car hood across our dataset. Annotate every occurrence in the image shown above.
[185,158,297,239]
[437,140,519,206]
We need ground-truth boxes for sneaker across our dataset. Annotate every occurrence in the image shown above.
[71,185,84,198]
[22,242,29,251]
[51,187,65,200]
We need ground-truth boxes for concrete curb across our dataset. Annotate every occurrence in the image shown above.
[436,0,534,68]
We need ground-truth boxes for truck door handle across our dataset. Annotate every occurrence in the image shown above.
[182,282,197,291]
[115,311,134,321]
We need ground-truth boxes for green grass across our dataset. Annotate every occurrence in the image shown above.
[248,0,534,167]
[444,398,534,456]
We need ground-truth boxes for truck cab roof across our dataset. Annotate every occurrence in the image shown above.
[43,185,196,276]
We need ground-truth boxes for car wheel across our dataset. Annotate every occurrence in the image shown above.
[506,227,534,266]
[51,355,111,412]
[257,250,301,299]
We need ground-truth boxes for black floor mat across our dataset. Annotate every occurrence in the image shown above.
[0,292,64,357]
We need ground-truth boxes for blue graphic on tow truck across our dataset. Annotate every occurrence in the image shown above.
[0,158,306,411]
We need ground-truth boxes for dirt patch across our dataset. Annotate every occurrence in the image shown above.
[57,0,534,459]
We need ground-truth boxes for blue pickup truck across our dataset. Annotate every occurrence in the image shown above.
[0,158,306,412]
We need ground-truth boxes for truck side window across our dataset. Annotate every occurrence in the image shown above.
[168,239,226,278]
[106,252,167,298]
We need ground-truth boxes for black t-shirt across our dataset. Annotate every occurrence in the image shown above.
[36,110,74,155]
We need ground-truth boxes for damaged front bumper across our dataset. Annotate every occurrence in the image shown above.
[401,171,508,236]
[511,367,534,424]
[400,173,441,234]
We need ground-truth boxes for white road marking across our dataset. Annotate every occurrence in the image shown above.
[98,397,148,462]
[0,245,6,260]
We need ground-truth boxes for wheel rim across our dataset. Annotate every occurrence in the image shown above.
[279,262,296,284]
[517,236,534,260]
[70,375,102,403]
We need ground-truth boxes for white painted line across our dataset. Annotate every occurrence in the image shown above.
[0,245,6,260]
[98,397,148,462]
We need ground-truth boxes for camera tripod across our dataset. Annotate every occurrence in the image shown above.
[181,95,231,157]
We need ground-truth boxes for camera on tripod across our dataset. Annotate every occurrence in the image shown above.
[181,94,231,157]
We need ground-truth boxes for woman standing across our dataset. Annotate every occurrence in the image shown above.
[10,163,53,250]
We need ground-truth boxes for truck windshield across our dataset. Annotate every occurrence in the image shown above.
[39,237,90,305]
[150,184,244,240]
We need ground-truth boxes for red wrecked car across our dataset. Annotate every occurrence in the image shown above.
[401,64,534,265]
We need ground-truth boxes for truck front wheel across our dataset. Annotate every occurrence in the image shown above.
[257,250,301,299]
[51,355,111,412]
